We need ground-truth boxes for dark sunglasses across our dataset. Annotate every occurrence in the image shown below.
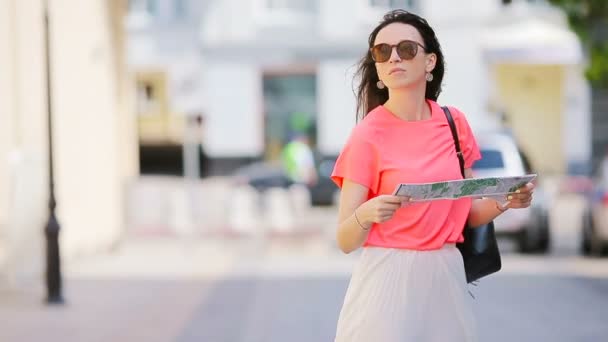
[370,40,427,63]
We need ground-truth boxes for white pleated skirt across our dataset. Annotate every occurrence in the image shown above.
[334,244,477,342]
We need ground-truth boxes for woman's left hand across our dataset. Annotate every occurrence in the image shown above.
[503,182,535,209]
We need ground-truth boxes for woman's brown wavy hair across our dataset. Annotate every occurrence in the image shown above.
[354,10,445,121]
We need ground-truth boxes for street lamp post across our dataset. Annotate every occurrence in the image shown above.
[43,0,63,304]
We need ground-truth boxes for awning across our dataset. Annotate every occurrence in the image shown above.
[481,18,583,65]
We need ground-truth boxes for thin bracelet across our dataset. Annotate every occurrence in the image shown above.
[495,201,508,213]
[354,209,370,231]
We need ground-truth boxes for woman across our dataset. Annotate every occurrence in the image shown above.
[331,10,534,342]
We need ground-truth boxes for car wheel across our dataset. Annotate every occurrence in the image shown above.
[581,210,593,255]
[518,229,549,254]
[536,214,551,253]
[582,210,608,257]
[518,214,550,254]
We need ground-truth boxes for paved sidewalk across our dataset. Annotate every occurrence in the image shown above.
[0,236,354,342]
[0,278,214,342]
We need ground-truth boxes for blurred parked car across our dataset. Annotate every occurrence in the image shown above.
[309,157,340,206]
[472,132,551,253]
[232,161,292,191]
[581,180,608,256]
[231,155,338,206]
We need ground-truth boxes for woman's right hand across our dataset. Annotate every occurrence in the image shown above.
[357,195,411,225]
[337,180,412,254]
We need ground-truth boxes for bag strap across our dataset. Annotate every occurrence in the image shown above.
[441,106,465,178]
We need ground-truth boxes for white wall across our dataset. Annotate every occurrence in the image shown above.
[203,62,263,157]
[202,0,255,44]
[434,25,486,130]
[318,59,359,155]
[424,0,499,23]
[319,0,360,40]
[563,65,592,167]
[0,0,16,225]
[0,0,50,279]
[0,0,137,275]
[426,1,489,127]
[51,0,129,256]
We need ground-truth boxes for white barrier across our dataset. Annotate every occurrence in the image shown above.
[228,185,261,235]
[264,187,295,233]
[1,152,45,287]
[289,184,312,216]
[191,177,232,234]
[125,177,328,239]
[125,177,170,233]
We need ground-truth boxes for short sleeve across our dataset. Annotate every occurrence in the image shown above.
[331,128,380,192]
[449,107,482,169]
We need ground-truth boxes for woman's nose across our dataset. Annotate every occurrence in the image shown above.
[389,46,401,62]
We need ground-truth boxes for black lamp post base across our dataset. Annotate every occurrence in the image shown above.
[45,212,63,305]
[46,294,65,305]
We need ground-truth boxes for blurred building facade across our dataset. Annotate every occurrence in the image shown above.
[126,0,210,175]
[196,0,590,175]
[0,0,137,278]
[591,89,608,174]
[480,2,590,175]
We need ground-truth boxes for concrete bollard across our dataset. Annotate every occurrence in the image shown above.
[168,186,194,237]
[288,184,312,216]
[264,187,295,233]
[228,185,261,235]
[192,178,232,235]
[126,178,169,234]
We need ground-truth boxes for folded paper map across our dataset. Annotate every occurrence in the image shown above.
[393,174,537,201]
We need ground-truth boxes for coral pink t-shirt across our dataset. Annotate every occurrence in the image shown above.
[331,100,481,250]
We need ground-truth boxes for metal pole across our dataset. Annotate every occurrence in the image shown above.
[43,0,63,304]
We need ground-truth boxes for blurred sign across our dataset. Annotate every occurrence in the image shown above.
[169,57,205,116]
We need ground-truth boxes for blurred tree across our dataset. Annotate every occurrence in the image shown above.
[549,0,608,88]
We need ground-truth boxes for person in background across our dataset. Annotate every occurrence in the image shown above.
[600,146,608,186]
[281,133,318,186]
[194,114,211,178]
[330,10,535,341]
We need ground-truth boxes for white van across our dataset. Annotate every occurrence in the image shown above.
[472,132,551,253]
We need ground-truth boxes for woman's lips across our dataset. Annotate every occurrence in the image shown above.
[389,67,406,75]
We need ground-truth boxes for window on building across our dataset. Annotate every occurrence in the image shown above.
[265,0,316,12]
[174,0,187,18]
[501,0,547,5]
[263,74,317,161]
[369,0,416,9]
[128,0,157,15]
[146,0,157,15]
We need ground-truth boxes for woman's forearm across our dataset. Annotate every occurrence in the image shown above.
[336,209,371,254]
[467,197,507,227]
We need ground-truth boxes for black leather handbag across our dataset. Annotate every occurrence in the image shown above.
[442,106,502,284]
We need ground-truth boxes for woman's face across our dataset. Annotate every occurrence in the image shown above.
[373,23,436,90]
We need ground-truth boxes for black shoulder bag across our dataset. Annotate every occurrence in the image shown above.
[441,106,502,284]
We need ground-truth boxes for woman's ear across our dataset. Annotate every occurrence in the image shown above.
[426,53,437,73]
